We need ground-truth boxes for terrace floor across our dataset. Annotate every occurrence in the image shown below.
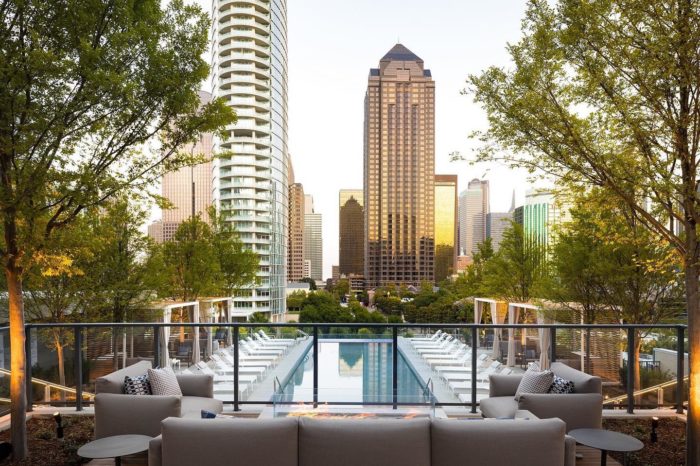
[84,446,623,465]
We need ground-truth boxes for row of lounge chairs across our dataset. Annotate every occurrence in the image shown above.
[182,330,299,401]
[408,330,512,402]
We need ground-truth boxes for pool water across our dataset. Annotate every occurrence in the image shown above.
[279,340,427,403]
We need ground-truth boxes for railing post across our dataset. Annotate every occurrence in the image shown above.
[234,325,240,412]
[550,327,557,363]
[676,326,684,414]
[74,326,83,411]
[627,327,635,414]
[313,326,319,408]
[392,326,398,410]
[153,325,160,369]
[471,327,477,414]
[25,325,33,412]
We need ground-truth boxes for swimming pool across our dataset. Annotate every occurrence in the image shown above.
[278,340,428,403]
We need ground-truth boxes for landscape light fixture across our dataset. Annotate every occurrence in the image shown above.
[53,412,64,440]
[650,416,659,443]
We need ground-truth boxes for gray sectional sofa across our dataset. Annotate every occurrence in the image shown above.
[148,416,576,466]
[93,361,223,439]
[479,362,604,431]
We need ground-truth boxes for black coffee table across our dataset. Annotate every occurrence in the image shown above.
[569,428,643,466]
[78,434,152,466]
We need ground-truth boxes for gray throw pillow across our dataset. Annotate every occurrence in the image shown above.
[515,367,554,399]
[147,366,182,396]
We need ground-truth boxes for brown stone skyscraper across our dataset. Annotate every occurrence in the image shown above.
[364,44,435,288]
[339,189,364,276]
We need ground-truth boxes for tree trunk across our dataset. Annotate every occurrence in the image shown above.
[6,266,28,460]
[685,258,699,466]
[53,332,65,402]
[633,333,642,407]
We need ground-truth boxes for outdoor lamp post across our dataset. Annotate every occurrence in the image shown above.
[651,417,659,443]
[53,412,63,440]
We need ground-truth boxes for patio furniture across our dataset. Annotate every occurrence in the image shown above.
[479,362,603,432]
[148,416,576,466]
[568,428,643,466]
[78,434,152,466]
[94,361,222,439]
[175,341,193,366]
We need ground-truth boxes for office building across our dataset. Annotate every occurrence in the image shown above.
[339,189,364,276]
[288,182,305,282]
[364,44,435,288]
[458,179,489,258]
[211,0,289,317]
[304,195,323,284]
[434,175,458,281]
[486,212,511,251]
[523,189,570,251]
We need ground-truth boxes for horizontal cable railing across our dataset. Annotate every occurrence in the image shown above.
[0,322,686,415]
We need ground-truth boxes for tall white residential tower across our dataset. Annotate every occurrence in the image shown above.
[211,0,289,320]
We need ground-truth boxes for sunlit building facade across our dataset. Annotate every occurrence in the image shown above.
[434,175,458,282]
[211,0,289,318]
[339,189,364,276]
[458,179,489,258]
[364,44,435,288]
[303,195,323,284]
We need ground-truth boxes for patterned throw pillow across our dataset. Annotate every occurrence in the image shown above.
[515,366,554,399]
[549,375,575,394]
[147,366,182,396]
[123,375,151,395]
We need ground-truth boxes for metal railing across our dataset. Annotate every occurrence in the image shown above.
[0,322,687,415]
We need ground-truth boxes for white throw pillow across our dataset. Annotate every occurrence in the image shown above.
[147,366,182,396]
[515,366,554,399]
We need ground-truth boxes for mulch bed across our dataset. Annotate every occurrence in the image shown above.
[603,418,686,466]
[0,416,94,465]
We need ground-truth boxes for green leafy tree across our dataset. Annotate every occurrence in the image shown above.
[248,312,269,324]
[467,1,700,459]
[0,0,234,457]
[482,223,544,302]
[286,291,307,313]
[159,215,221,302]
[209,207,259,297]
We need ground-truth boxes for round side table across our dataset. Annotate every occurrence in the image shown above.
[569,428,643,466]
[78,434,152,466]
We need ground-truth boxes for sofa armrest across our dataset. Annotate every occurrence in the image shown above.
[517,393,603,432]
[489,375,523,397]
[176,374,214,398]
[564,435,577,466]
[94,393,181,439]
[148,434,163,466]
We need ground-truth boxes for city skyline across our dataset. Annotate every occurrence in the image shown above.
[178,0,537,280]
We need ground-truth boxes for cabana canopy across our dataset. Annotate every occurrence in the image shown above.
[505,302,552,369]
[474,298,508,359]
[149,300,200,367]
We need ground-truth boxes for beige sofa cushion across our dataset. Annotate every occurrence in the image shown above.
[95,360,152,394]
[160,417,298,466]
[431,418,566,466]
[299,418,431,466]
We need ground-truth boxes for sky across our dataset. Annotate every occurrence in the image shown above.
[191,0,537,280]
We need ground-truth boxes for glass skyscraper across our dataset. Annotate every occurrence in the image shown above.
[434,175,458,281]
[211,0,288,319]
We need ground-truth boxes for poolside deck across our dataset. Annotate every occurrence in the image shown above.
[397,336,462,405]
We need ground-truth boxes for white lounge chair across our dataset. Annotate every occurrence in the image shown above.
[245,337,288,352]
[448,379,490,393]
[408,330,443,342]
[253,333,294,347]
[241,341,285,356]
[258,330,296,344]
[411,334,452,349]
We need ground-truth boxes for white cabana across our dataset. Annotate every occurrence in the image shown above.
[506,303,539,367]
[150,300,200,367]
[537,311,552,370]
[199,297,233,357]
[474,298,508,359]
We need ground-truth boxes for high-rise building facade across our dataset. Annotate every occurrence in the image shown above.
[486,212,512,251]
[434,175,458,282]
[211,0,289,317]
[523,190,569,251]
[458,179,490,258]
[364,44,435,288]
[287,182,305,282]
[148,91,215,244]
[339,189,364,276]
[303,195,323,284]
